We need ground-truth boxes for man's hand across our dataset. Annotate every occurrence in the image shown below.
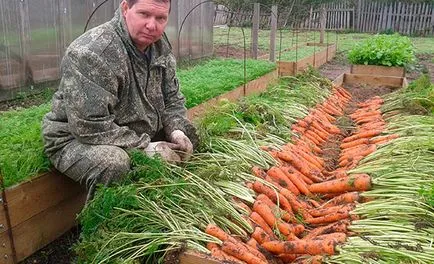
[144,141,182,164]
[169,130,193,161]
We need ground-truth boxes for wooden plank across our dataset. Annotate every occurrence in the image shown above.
[179,251,221,264]
[356,0,362,30]
[421,3,428,34]
[245,70,278,96]
[314,48,328,67]
[386,3,392,30]
[187,70,278,119]
[344,74,405,88]
[12,191,86,262]
[251,3,260,59]
[269,5,278,62]
[351,65,405,77]
[0,231,15,264]
[333,73,345,87]
[399,2,404,34]
[431,4,434,35]
[278,61,295,76]
[2,171,85,229]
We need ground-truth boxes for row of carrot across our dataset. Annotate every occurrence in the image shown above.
[201,87,393,263]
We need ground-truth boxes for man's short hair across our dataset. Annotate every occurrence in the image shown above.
[126,0,171,7]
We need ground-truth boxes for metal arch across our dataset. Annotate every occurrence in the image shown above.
[257,3,285,62]
[178,1,249,96]
[177,0,215,49]
[84,0,111,33]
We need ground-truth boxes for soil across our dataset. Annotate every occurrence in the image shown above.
[214,44,268,59]
[318,52,351,81]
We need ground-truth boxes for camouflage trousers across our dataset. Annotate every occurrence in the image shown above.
[49,139,131,202]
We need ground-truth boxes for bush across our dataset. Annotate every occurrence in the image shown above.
[348,34,415,67]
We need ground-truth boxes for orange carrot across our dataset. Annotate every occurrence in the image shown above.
[251,181,293,213]
[299,173,314,185]
[205,224,236,243]
[233,198,252,215]
[253,201,297,236]
[256,194,295,222]
[279,189,313,220]
[309,174,372,194]
[207,242,219,251]
[267,167,300,196]
[343,129,383,143]
[370,134,399,144]
[246,238,259,249]
[323,192,361,208]
[250,212,275,239]
[308,204,355,217]
[292,224,305,236]
[278,254,299,263]
[340,138,370,149]
[251,226,273,244]
[252,166,267,179]
[305,211,351,225]
[313,232,347,244]
[261,239,336,255]
[281,166,312,196]
[210,247,247,264]
[303,220,350,240]
[221,240,267,264]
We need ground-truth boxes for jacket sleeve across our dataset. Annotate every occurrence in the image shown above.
[61,47,150,149]
[161,53,199,149]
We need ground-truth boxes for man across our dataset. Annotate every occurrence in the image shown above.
[42,0,198,201]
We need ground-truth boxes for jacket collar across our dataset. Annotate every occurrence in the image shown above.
[111,6,172,68]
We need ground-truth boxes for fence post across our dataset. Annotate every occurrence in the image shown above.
[252,3,260,59]
[431,3,434,35]
[320,6,326,43]
[269,5,278,62]
[18,0,31,87]
[356,0,362,31]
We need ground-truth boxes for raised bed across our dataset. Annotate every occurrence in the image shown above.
[350,64,405,77]
[333,72,408,89]
[277,42,336,76]
[0,69,278,263]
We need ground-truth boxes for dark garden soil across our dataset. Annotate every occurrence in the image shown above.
[214,44,268,59]
[318,52,351,81]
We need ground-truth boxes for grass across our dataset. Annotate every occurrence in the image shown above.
[278,45,325,62]
[0,104,51,187]
[214,27,434,56]
[0,58,275,187]
[179,58,275,108]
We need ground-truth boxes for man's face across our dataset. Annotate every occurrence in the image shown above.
[122,0,170,51]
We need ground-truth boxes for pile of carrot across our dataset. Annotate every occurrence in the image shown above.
[203,88,399,264]
[339,96,399,170]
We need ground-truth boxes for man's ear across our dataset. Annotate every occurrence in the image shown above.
[121,0,129,16]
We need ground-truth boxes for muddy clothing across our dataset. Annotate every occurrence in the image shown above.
[42,8,197,200]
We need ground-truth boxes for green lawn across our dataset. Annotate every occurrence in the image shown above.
[278,45,325,62]
[214,27,434,55]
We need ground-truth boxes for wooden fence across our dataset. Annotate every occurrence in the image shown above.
[214,1,434,36]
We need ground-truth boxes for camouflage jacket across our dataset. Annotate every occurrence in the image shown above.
[42,8,197,158]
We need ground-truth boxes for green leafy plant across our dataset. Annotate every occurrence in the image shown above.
[348,34,415,67]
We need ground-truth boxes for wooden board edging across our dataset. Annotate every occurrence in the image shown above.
[333,73,407,89]
[278,43,336,76]
[187,69,278,120]
[350,64,405,77]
